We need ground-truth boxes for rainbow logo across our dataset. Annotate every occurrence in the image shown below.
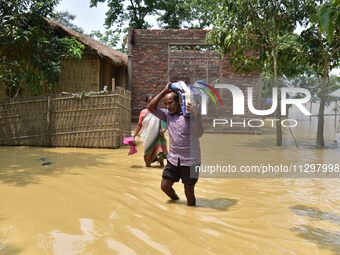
[170,80,223,115]
[192,80,223,108]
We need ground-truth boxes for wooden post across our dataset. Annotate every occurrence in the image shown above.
[167,44,171,82]
[127,30,133,91]
[193,45,196,82]
[46,96,51,146]
[309,101,313,124]
[112,78,116,92]
[334,99,338,142]
[206,46,209,82]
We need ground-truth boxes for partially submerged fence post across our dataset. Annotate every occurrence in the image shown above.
[309,102,313,125]
[46,95,52,147]
[334,99,338,142]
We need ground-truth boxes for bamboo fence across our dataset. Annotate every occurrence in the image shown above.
[0,88,131,148]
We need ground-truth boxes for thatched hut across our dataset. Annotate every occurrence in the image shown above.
[48,19,128,94]
[0,20,128,100]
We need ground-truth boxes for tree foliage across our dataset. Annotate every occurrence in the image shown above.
[90,0,160,29]
[317,0,340,43]
[208,0,339,147]
[208,0,312,74]
[208,0,313,146]
[158,0,220,28]
[156,0,190,29]
[53,10,84,33]
[300,1,339,75]
[89,0,218,29]
[0,0,85,98]
[298,0,340,146]
[89,29,127,53]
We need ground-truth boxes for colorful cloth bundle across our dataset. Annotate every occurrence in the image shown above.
[123,136,137,155]
[169,80,223,115]
[169,81,191,115]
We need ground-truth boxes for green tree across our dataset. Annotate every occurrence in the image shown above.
[0,0,85,98]
[157,0,219,29]
[90,0,160,29]
[208,0,311,146]
[53,10,84,33]
[89,29,124,51]
[300,0,340,147]
[318,0,340,43]
[157,0,190,29]
[89,0,217,29]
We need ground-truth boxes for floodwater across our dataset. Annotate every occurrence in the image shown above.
[0,124,339,254]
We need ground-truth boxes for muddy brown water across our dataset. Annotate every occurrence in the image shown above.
[0,124,339,254]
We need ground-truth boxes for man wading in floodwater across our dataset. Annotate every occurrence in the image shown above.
[148,82,203,206]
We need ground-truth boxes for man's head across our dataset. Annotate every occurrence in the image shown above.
[164,92,180,114]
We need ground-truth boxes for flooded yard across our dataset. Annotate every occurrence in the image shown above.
[0,126,339,254]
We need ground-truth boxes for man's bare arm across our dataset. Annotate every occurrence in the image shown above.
[148,82,171,113]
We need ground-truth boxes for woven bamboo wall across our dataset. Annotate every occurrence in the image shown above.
[0,82,6,100]
[0,88,131,148]
[0,56,100,101]
[55,56,100,93]
[0,56,128,100]
[0,96,48,146]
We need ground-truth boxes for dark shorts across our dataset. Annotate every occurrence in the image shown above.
[162,160,199,186]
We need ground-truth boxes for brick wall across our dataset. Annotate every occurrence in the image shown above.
[128,29,210,119]
[128,29,262,133]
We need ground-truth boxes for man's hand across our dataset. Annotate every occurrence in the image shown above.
[165,82,171,92]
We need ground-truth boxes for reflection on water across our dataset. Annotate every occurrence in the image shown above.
[107,239,137,255]
[291,205,340,225]
[291,205,340,254]
[0,129,339,254]
[127,226,171,255]
[292,226,340,254]
[196,198,238,211]
[39,219,96,255]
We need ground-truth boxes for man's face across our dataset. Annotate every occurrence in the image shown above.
[164,93,180,114]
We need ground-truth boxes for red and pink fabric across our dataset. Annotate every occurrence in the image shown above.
[123,137,137,155]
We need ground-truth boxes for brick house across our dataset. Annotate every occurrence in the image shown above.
[127,29,261,133]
